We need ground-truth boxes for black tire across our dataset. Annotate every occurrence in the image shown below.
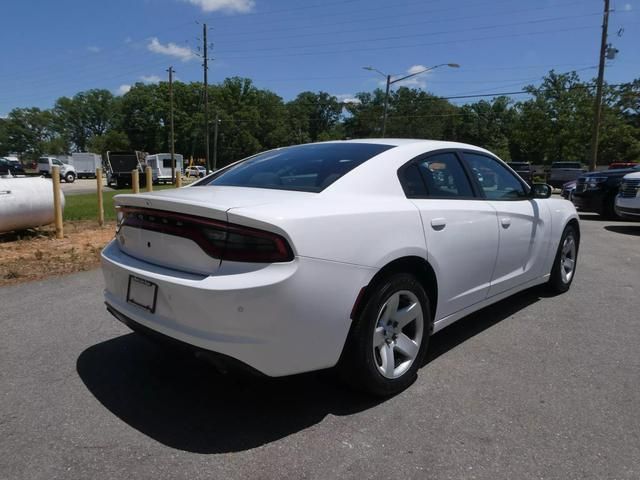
[64,172,76,183]
[548,224,579,294]
[338,273,432,397]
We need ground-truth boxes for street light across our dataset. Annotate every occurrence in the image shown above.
[363,63,460,137]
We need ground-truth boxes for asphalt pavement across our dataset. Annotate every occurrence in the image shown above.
[1,214,639,480]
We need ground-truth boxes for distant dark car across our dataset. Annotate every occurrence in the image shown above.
[572,164,640,219]
[508,162,533,184]
[561,180,577,201]
[0,157,26,176]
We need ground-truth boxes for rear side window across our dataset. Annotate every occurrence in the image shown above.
[204,143,394,192]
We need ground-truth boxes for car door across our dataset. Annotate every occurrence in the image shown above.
[399,151,500,320]
[461,151,551,296]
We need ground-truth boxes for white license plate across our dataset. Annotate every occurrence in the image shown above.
[127,276,158,313]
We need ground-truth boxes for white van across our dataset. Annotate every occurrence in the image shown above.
[38,157,76,183]
[145,153,183,184]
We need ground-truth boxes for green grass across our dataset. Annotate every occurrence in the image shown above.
[64,185,175,221]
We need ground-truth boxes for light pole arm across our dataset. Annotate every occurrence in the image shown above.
[389,63,450,85]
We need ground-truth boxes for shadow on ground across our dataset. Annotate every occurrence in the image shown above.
[604,224,640,236]
[77,287,548,454]
[578,213,605,222]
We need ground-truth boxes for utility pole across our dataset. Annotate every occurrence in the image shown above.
[382,74,391,137]
[589,0,610,172]
[213,111,219,171]
[203,23,210,173]
[167,66,175,183]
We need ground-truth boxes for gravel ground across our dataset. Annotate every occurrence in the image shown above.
[1,213,639,480]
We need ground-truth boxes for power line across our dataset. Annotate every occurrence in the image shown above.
[211,0,589,42]
[215,13,604,55]
[215,24,601,61]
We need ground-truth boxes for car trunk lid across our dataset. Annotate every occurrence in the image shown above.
[113,186,309,274]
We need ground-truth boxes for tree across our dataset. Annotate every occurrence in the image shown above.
[53,89,119,152]
[3,108,59,160]
[511,71,593,164]
[454,97,515,159]
[87,130,130,155]
[286,91,343,142]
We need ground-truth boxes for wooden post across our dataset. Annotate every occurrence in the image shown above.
[176,169,182,188]
[51,166,63,239]
[145,166,153,192]
[131,169,140,194]
[96,167,104,226]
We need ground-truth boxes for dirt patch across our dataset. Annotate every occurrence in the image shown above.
[0,221,116,286]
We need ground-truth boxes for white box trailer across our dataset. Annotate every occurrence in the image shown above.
[145,153,183,183]
[72,152,102,178]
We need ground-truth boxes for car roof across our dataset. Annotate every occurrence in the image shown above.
[329,138,487,149]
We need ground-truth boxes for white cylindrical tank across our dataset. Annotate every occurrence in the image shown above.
[0,177,65,233]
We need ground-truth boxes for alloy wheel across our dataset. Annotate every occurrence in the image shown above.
[372,290,424,379]
[560,232,576,284]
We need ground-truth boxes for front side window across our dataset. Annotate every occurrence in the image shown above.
[203,143,394,193]
[399,152,475,198]
[464,152,528,200]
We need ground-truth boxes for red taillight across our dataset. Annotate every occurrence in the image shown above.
[118,207,293,263]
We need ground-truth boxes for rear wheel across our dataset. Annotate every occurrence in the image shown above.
[339,273,432,397]
[548,224,579,294]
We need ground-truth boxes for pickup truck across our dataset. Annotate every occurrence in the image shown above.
[37,156,76,183]
[548,162,585,188]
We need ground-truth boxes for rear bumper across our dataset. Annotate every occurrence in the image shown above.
[101,240,374,377]
[105,302,263,375]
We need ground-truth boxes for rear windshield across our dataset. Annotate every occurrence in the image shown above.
[509,163,530,169]
[202,143,394,192]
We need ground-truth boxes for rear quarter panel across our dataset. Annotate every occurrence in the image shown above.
[227,194,427,269]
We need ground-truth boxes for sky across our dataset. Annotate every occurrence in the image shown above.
[0,0,639,116]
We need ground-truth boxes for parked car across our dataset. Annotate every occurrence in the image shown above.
[102,139,579,396]
[561,180,577,201]
[508,162,533,184]
[609,162,639,169]
[548,161,586,188]
[186,165,207,178]
[0,157,26,176]
[615,171,640,220]
[572,164,640,218]
[37,156,76,183]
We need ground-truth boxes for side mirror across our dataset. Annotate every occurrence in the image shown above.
[530,183,552,199]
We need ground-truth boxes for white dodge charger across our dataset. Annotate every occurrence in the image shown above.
[102,139,579,395]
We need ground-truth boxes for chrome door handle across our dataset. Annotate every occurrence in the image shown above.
[500,217,511,228]
[431,218,446,231]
